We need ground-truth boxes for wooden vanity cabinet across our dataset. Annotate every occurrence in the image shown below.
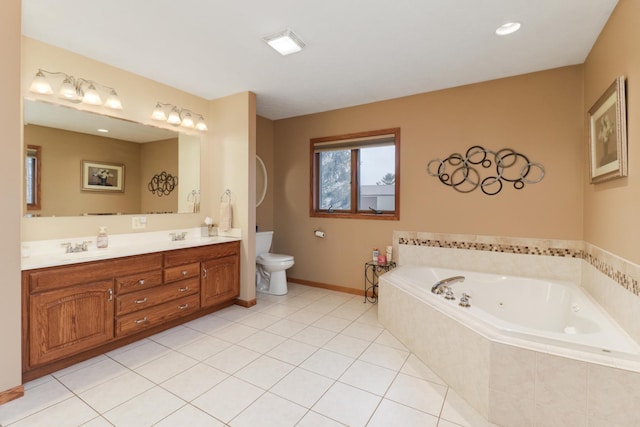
[28,279,114,366]
[164,240,240,308]
[23,242,240,381]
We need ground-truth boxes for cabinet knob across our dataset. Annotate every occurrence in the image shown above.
[134,297,148,304]
[135,317,148,324]
[138,279,145,285]
[181,270,188,276]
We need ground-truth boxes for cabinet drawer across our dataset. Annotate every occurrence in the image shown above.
[116,277,200,315]
[115,294,200,337]
[164,262,200,284]
[116,270,163,294]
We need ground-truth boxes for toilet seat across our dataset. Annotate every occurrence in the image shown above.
[257,253,294,265]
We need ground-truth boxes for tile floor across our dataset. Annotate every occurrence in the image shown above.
[0,283,499,427]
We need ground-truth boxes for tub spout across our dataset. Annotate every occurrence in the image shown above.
[431,275,465,294]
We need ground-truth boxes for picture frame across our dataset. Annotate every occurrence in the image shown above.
[588,76,627,183]
[81,160,125,192]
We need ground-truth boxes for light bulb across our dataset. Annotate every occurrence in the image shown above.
[151,103,167,120]
[29,71,53,94]
[82,83,102,105]
[167,107,181,125]
[181,112,195,128]
[195,117,208,131]
[58,77,81,101]
[105,89,122,110]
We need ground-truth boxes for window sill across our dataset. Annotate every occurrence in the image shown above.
[310,211,399,220]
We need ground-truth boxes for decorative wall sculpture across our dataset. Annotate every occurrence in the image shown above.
[427,146,545,195]
[148,171,178,196]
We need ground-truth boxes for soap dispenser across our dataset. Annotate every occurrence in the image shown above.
[97,226,109,248]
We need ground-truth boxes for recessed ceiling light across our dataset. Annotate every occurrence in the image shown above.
[97,128,109,133]
[495,22,521,36]
[262,28,305,56]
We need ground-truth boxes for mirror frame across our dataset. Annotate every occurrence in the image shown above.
[256,154,268,208]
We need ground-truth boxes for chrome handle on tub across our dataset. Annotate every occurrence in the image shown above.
[134,297,148,304]
[135,317,148,324]
[459,293,471,308]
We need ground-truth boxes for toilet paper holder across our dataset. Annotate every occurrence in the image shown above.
[314,230,325,238]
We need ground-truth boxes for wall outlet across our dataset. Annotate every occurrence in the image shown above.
[131,216,147,230]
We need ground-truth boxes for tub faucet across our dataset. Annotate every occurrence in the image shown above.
[431,275,465,294]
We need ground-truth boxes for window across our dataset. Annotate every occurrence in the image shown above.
[310,128,400,220]
[26,145,41,211]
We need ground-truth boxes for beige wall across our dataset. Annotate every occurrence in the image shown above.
[208,92,257,302]
[140,138,179,214]
[256,115,275,232]
[0,0,23,398]
[273,66,584,290]
[583,0,640,264]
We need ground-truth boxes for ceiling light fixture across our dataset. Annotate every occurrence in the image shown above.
[151,102,208,131]
[262,28,305,56]
[495,22,521,36]
[29,69,123,110]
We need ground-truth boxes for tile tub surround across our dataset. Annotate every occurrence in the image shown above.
[393,231,640,346]
[380,231,640,425]
[378,274,640,426]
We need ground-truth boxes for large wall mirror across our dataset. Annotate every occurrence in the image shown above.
[23,99,201,217]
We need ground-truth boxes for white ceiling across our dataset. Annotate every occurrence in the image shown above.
[22,0,618,120]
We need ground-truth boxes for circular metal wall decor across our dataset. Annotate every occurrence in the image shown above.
[427,146,545,195]
[148,171,178,196]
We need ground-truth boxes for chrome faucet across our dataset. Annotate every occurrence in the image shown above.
[431,275,465,294]
[170,231,187,241]
[61,241,91,253]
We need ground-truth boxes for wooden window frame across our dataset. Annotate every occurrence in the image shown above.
[26,145,42,211]
[310,128,400,220]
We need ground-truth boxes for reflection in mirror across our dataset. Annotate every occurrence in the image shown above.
[256,155,267,207]
[25,145,41,211]
[23,99,201,217]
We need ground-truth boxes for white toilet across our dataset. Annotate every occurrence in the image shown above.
[256,231,295,295]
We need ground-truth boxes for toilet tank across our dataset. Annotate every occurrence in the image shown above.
[256,231,273,257]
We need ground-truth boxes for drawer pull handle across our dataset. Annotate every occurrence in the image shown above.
[135,317,148,324]
[108,288,113,302]
[178,286,189,292]
[178,303,189,310]
[181,270,188,276]
[138,279,145,285]
[135,297,148,304]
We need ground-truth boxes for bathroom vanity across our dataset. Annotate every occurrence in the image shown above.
[21,237,240,381]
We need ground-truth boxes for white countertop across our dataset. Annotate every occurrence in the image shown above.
[21,227,241,270]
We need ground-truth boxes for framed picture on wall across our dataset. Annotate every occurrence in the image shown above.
[588,76,627,183]
[81,160,125,192]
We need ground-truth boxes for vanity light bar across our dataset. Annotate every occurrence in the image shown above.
[151,102,208,131]
[29,69,123,110]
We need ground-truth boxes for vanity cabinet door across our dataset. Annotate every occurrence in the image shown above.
[29,280,114,366]
[201,255,239,307]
